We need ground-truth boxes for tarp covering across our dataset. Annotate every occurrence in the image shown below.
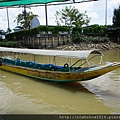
[0,0,66,7]
[0,47,102,59]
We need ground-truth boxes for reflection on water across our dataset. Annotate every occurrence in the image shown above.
[81,50,120,113]
[81,70,120,114]
[0,50,120,114]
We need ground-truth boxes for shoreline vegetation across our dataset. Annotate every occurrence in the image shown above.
[4,25,120,51]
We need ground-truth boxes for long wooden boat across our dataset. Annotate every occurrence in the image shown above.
[0,47,119,82]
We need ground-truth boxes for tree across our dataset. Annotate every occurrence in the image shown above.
[14,11,38,29]
[55,6,90,27]
[6,28,12,33]
[113,5,120,27]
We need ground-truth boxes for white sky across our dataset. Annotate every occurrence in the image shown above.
[0,0,120,31]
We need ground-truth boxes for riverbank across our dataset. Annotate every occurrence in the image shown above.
[55,41,120,51]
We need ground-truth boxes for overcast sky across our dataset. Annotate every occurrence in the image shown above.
[0,0,120,31]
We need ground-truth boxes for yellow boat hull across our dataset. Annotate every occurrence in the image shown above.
[0,62,120,82]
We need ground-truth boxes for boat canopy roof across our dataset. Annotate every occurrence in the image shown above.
[0,47,102,59]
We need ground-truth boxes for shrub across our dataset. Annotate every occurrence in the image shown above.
[0,40,21,47]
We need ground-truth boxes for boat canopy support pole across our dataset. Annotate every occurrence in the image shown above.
[53,56,56,66]
[77,55,101,67]
[70,59,82,68]
[33,54,36,68]
[33,55,35,62]
[100,56,103,64]
[49,56,50,63]
[86,59,90,67]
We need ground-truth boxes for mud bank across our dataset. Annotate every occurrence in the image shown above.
[55,41,120,51]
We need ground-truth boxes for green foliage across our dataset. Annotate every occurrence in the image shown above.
[72,27,82,43]
[14,11,38,29]
[72,27,82,34]
[8,16,110,41]
[72,25,108,43]
[83,25,107,34]
[6,26,70,40]
[90,36,109,43]
[113,5,120,27]
[6,28,12,33]
[72,31,82,43]
[73,36,109,44]
[55,6,90,27]
[37,26,48,32]
[5,25,109,45]
[53,26,70,34]
[0,40,21,47]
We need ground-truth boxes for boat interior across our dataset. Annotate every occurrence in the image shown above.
[0,58,97,72]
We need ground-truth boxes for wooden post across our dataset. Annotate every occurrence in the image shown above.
[52,36,54,48]
[58,35,60,46]
[45,35,47,49]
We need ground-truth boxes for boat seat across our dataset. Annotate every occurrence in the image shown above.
[55,66,63,69]
[35,63,45,69]
[15,60,28,68]
[26,61,36,68]
[42,64,54,70]
[35,64,57,71]
[3,59,15,65]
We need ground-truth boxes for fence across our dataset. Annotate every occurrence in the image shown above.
[19,34,72,49]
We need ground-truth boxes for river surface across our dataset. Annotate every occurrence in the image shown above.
[0,50,120,114]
